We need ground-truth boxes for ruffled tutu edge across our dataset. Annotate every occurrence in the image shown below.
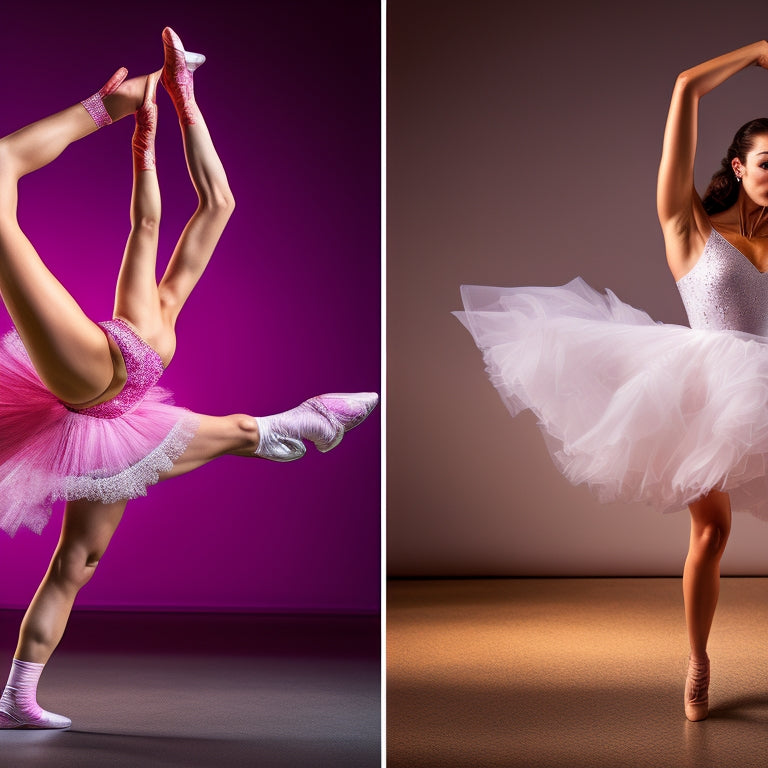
[62,412,199,505]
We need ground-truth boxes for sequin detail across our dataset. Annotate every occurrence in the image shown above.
[80,92,112,128]
[79,68,127,129]
[70,319,164,419]
[132,86,158,171]
[676,229,768,334]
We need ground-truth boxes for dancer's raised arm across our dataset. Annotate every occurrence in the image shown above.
[657,41,768,277]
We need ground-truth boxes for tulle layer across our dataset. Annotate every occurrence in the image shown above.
[455,278,768,519]
[0,332,199,536]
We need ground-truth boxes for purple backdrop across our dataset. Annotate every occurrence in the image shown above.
[0,1,380,611]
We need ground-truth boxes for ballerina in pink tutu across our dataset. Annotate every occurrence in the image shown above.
[0,27,377,729]
[456,41,768,722]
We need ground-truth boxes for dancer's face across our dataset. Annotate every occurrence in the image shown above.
[734,134,768,207]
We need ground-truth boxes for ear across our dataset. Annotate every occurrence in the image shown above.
[732,157,744,178]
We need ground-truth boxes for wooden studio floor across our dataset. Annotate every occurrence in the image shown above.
[387,577,768,768]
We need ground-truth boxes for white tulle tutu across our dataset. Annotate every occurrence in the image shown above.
[455,278,768,519]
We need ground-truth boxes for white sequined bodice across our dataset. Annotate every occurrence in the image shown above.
[676,228,768,335]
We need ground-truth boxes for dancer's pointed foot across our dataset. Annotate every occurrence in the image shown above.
[684,654,710,721]
[81,67,128,128]
[254,392,379,461]
[161,26,205,125]
[133,72,160,171]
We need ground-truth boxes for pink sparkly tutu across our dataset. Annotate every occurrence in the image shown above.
[0,324,198,536]
[455,278,768,520]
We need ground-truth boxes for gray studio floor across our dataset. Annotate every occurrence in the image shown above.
[0,610,380,768]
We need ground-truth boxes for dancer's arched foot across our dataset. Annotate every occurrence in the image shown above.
[254,392,379,461]
[133,72,160,171]
[684,654,710,721]
[80,67,128,127]
[161,26,205,125]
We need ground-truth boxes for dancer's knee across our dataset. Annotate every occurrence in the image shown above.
[0,140,22,184]
[691,521,730,560]
[51,547,102,592]
[198,185,235,218]
[133,212,161,235]
[0,143,21,211]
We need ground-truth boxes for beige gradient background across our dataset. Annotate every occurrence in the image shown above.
[387,0,768,576]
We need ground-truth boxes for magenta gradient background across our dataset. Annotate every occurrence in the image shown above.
[0,2,380,611]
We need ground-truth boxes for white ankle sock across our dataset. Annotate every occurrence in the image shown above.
[0,659,71,729]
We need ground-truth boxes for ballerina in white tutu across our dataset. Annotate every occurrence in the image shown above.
[0,28,377,729]
[456,41,768,721]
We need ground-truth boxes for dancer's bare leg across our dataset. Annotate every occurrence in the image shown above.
[1,387,377,728]
[163,392,379,474]
[17,401,375,642]
[115,32,234,361]
[0,74,149,404]
[155,98,234,327]
[0,498,125,729]
[112,72,173,358]
[682,488,731,720]
[15,499,127,665]
[16,404,375,650]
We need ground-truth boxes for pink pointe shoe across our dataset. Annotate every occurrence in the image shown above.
[684,654,710,722]
[254,392,379,462]
[81,67,128,128]
[133,72,160,171]
[160,26,205,125]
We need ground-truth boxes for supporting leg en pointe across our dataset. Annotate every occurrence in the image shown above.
[682,489,730,721]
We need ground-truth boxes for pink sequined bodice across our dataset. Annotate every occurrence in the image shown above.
[676,229,768,335]
[72,319,164,419]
